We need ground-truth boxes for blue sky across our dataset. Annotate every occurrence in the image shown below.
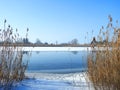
[0,0,120,44]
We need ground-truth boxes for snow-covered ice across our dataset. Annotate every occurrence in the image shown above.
[0,73,94,90]
[13,72,94,90]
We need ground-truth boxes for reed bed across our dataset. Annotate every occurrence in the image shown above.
[87,16,120,90]
[0,20,29,89]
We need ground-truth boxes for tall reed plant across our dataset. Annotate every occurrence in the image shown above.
[0,20,29,89]
[88,16,120,90]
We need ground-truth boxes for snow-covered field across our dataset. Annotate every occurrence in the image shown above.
[23,47,92,51]
[13,72,94,90]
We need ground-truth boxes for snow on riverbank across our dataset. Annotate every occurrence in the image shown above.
[23,72,94,90]
[0,72,94,90]
[23,47,92,51]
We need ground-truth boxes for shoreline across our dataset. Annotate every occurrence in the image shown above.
[25,72,94,89]
[23,47,92,51]
[25,72,89,84]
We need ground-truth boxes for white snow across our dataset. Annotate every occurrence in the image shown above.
[22,72,94,90]
[2,72,93,90]
[23,47,92,51]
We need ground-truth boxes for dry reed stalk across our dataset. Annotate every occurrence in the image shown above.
[87,16,120,90]
[0,20,29,89]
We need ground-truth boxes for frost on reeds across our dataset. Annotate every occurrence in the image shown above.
[87,15,120,90]
[0,20,29,89]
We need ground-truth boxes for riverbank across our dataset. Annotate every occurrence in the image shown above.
[24,72,94,90]
[23,47,92,51]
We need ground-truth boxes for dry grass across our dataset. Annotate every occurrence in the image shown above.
[87,16,120,90]
[0,20,29,89]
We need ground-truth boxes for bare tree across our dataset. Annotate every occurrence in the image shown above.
[35,38,42,44]
[70,38,78,45]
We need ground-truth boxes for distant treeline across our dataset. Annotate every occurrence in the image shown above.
[0,42,91,47]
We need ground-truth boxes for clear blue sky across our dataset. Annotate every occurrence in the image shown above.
[0,0,120,44]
